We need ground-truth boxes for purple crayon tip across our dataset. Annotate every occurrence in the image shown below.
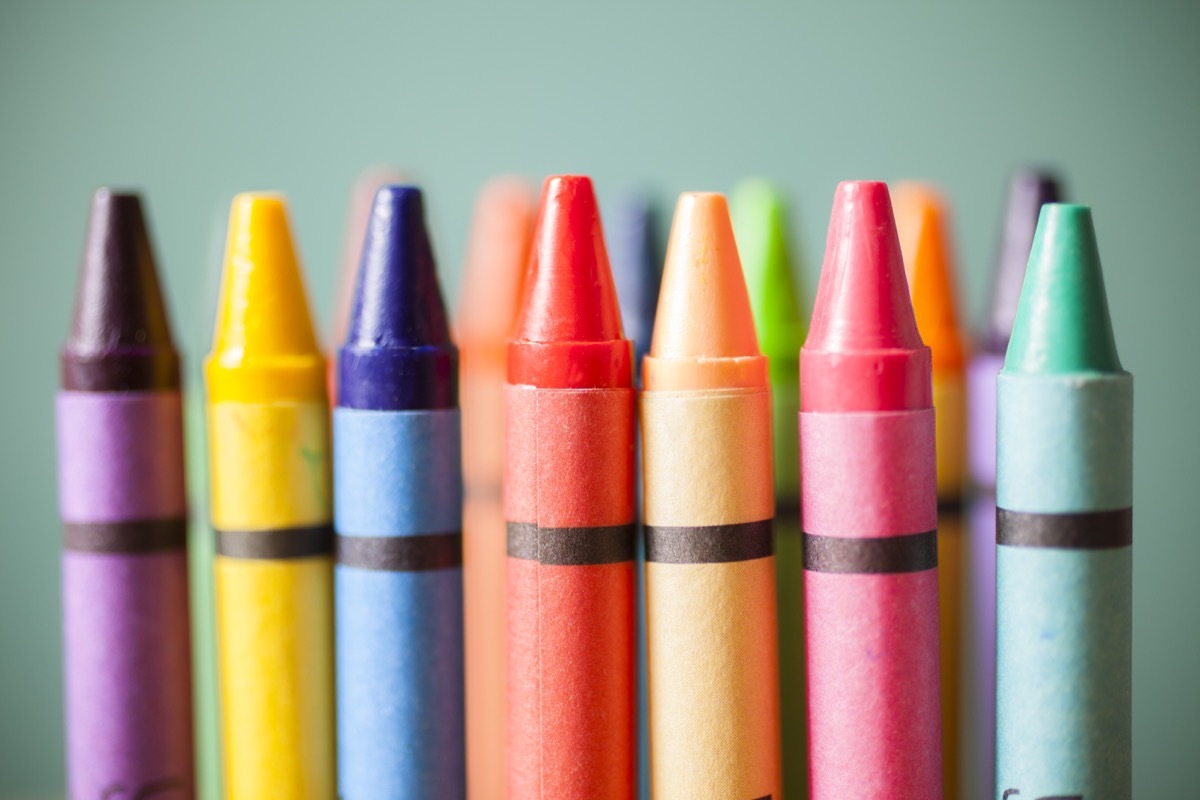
[339,185,457,411]
[62,189,179,392]
[984,170,1063,352]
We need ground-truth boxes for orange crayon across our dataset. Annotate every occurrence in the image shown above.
[894,184,968,800]
[642,193,781,799]
[457,177,536,799]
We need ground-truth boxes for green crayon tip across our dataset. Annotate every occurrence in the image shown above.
[730,179,806,376]
[1005,204,1123,375]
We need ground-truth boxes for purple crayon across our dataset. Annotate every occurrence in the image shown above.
[56,190,194,799]
[963,170,1061,800]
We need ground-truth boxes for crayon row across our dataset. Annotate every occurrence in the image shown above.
[55,171,1131,800]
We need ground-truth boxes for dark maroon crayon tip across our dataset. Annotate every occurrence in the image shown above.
[984,169,1063,352]
[62,189,180,392]
[339,186,458,410]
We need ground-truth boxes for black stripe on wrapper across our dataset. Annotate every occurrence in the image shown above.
[63,519,187,553]
[506,522,636,566]
[803,530,938,574]
[996,507,1132,550]
[336,532,463,571]
[644,520,774,564]
[216,525,334,559]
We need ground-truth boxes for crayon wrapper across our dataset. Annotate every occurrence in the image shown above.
[642,388,781,800]
[505,385,636,799]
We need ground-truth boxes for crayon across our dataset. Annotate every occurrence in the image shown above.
[57,189,194,800]
[330,166,407,402]
[606,189,660,800]
[643,192,781,799]
[802,181,941,799]
[963,170,1061,800]
[730,178,808,800]
[995,204,1131,799]
[206,194,335,800]
[457,176,535,800]
[893,183,968,800]
[506,175,636,799]
[335,186,465,798]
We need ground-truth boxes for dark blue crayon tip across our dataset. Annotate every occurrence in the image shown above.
[339,186,458,410]
[607,192,660,368]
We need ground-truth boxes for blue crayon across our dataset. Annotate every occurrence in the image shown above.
[335,185,465,799]
[996,204,1132,799]
[608,191,659,800]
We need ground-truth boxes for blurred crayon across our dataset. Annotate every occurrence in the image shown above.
[606,189,660,800]
[802,181,942,799]
[335,186,465,798]
[57,190,194,799]
[643,192,781,799]
[207,194,335,800]
[996,204,1131,798]
[730,178,807,800]
[329,166,407,402]
[457,176,535,800]
[893,183,967,800]
[964,170,1061,799]
[506,175,636,799]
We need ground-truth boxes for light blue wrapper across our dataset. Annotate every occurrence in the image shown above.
[995,372,1132,800]
[334,408,465,800]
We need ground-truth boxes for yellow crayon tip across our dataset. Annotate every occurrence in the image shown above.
[644,192,766,391]
[892,183,966,374]
[206,193,326,404]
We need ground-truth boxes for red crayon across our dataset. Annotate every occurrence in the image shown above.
[801,181,942,799]
[506,175,636,799]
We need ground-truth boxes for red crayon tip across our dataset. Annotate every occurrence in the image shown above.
[509,175,632,389]
[802,181,931,412]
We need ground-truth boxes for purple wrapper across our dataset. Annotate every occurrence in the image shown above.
[63,551,194,799]
[57,393,186,522]
[966,353,1003,490]
[963,494,997,800]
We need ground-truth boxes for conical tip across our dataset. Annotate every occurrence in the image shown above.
[606,189,660,362]
[62,188,179,391]
[1005,203,1122,375]
[892,182,966,372]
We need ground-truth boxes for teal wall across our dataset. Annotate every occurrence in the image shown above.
[2,2,1197,796]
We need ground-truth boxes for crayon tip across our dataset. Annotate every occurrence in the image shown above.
[339,186,457,410]
[63,189,179,391]
[644,192,765,390]
[729,178,805,366]
[509,175,631,388]
[892,183,966,373]
[806,181,923,353]
[801,181,930,412]
[986,169,1063,350]
[456,177,536,352]
[1005,204,1122,375]
[207,193,324,402]
[607,191,660,364]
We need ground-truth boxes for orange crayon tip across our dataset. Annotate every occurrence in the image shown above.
[644,192,765,391]
[892,183,966,374]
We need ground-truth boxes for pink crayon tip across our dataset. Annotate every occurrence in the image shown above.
[802,181,931,412]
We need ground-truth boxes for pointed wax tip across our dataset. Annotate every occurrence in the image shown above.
[729,178,805,361]
[63,188,179,391]
[807,181,923,353]
[891,183,966,371]
[986,168,1065,350]
[514,175,624,344]
[1005,204,1123,375]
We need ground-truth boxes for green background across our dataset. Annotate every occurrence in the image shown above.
[2,1,1197,796]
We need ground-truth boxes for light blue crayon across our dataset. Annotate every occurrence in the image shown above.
[995,204,1132,800]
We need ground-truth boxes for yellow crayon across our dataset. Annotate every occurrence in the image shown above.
[206,194,335,800]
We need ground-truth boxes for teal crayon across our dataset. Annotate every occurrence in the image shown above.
[995,204,1132,799]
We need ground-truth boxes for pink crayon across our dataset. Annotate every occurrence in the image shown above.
[801,181,942,799]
